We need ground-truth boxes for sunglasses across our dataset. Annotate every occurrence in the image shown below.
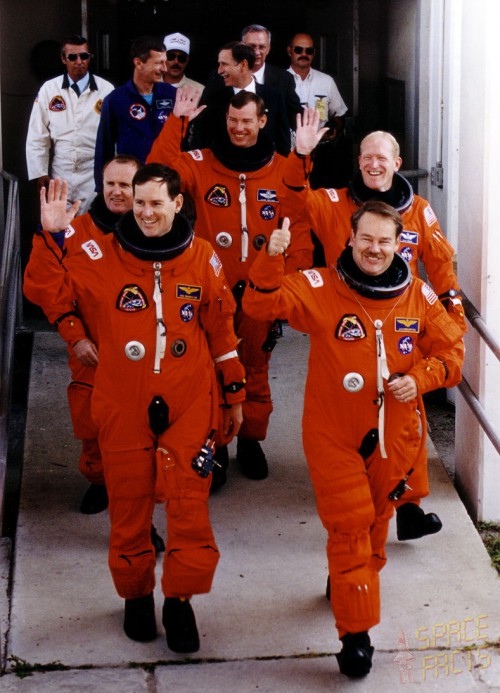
[166,51,188,63]
[293,46,315,55]
[65,52,92,61]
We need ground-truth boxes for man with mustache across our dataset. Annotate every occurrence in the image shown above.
[287,32,349,189]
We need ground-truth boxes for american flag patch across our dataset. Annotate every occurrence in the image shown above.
[424,204,438,227]
[421,283,438,305]
[210,251,223,276]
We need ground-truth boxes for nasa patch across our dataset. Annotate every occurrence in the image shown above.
[395,318,420,333]
[94,99,103,115]
[303,269,324,288]
[325,188,339,203]
[117,284,148,311]
[400,246,414,263]
[177,284,202,301]
[157,111,169,123]
[81,239,103,260]
[398,335,414,355]
[180,303,194,322]
[210,251,223,276]
[260,204,276,221]
[129,103,147,120]
[257,189,278,203]
[49,95,66,112]
[336,314,367,341]
[64,225,76,239]
[205,184,230,207]
[400,231,418,245]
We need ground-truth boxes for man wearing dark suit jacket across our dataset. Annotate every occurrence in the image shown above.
[193,42,291,156]
[241,24,302,131]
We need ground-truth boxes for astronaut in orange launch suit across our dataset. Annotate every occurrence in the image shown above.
[280,108,466,540]
[147,87,313,482]
[243,201,464,678]
[42,164,245,653]
[23,156,141,515]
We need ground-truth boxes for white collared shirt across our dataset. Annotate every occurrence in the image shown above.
[287,66,347,127]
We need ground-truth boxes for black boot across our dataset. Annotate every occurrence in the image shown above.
[124,593,157,642]
[80,483,108,514]
[396,502,442,541]
[163,597,200,653]
[151,524,165,556]
[236,437,268,480]
[210,445,229,492]
[336,631,374,678]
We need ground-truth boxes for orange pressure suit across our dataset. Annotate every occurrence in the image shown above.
[281,152,466,331]
[55,211,245,599]
[281,152,466,506]
[243,246,463,637]
[147,115,312,440]
[23,195,120,485]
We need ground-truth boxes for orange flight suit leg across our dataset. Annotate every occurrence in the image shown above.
[97,387,219,601]
[234,309,273,441]
[67,370,105,485]
[304,433,393,639]
[156,408,219,598]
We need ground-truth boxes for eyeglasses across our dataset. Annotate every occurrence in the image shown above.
[65,52,92,61]
[166,51,188,63]
[292,46,315,55]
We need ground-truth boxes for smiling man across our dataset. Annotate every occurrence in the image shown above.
[281,109,467,540]
[243,201,464,678]
[24,155,142,515]
[26,34,114,214]
[148,87,312,484]
[241,24,301,131]
[35,162,245,652]
[192,41,291,155]
[94,35,177,191]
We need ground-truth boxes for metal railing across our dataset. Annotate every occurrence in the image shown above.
[458,295,500,456]
[0,171,22,528]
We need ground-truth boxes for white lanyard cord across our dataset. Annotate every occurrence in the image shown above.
[153,263,166,373]
[239,174,249,262]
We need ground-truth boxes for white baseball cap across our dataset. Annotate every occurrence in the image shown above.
[164,32,190,55]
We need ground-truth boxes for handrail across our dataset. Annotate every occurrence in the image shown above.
[462,295,500,361]
[459,293,500,455]
[0,171,22,530]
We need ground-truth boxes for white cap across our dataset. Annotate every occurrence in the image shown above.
[164,32,190,55]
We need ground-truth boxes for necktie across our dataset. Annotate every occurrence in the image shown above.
[71,83,80,97]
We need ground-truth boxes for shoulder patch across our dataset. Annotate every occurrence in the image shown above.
[117,285,149,312]
[49,95,66,112]
[81,239,103,260]
[424,204,438,227]
[210,251,223,277]
[336,314,366,341]
[303,268,324,288]
[421,283,438,305]
[324,188,339,203]
[188,149,204,161]
[65,224,76,239]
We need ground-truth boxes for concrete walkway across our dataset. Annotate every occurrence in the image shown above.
[1,327,499,691]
